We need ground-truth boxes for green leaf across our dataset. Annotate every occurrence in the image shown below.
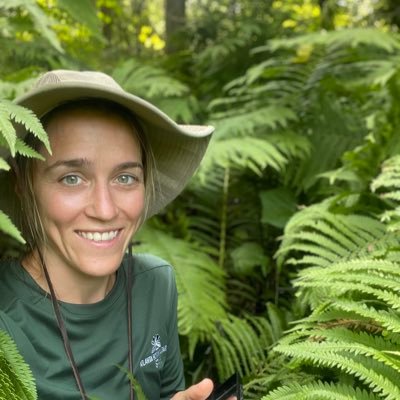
[116,366,148,400]
[0,101,51,155]
[0,157,10,171]
[57,0,103,38]
[0,210,25,244]
[14,138,44,160]
[0,108,16,156]
[230,242,269,275]
[260,187,297,228]
[266,28,400,53]
[0,329,37,399]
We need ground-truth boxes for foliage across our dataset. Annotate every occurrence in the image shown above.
[0,100,50,244]
[0,329,37,400]
[112,59,197,123]
[262,205,400,398]
[3,0,400,399]
[256,30,400,394]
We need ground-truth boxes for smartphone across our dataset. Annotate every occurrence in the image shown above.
[206,372,243,400]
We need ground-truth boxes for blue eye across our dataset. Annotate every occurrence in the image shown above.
[116,175,137,185]
[61,175,82,186]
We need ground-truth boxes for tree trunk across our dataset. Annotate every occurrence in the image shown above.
[165,0,186,54]
[319,0,335,30]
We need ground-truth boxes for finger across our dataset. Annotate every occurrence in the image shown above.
[171,378,214,400]
[188,378,214,399]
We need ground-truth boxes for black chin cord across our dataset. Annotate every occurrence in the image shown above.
[127,243,134,400]
[38,248,134,400]
[38,249,87,400]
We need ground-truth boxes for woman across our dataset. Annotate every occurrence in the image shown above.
[0,70,221,399]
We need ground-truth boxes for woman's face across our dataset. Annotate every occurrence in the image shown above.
[32,107,145,278]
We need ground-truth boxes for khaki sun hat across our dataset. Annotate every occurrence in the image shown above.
[1,69,214,224]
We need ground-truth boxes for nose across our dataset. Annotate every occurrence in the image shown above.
[85,182,119,221]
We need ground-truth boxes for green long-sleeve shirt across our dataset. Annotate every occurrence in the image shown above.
[0,253,184,400]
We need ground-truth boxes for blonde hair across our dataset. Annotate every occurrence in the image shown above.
[15,99,157,250]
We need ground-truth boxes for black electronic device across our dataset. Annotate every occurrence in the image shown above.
[206,373,243,400]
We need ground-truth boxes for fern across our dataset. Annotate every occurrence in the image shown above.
[210,314,271,379]
[0,100,51,156]
[198,137,287,177]
[266,28,400,53]
[0,329,37,400]
[273,342,400,399]
[0,100,50,242]
[371,155,400,228]
[112,60,196,123]
[135,225,282,382]
[209,106,298,137]
[135,226,227,347]
[0,211,25,244]
[266,206,400,398]
[263,381,381,400]
[276,201,387,269]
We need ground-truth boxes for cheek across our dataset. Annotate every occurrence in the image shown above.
[129,190,145,218]
[122,190,146,219]
[35,187,83,226]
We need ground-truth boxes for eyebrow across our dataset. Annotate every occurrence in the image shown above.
[45,158,143,173]
[114,161,144,172]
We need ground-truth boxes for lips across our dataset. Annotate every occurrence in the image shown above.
[77,230,119,242]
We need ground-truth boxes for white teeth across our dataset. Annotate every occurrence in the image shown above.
[78,230,118,242]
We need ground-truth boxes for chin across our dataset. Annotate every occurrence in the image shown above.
[78,256,123,277]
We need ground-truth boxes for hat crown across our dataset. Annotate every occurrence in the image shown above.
[34,70,123,92]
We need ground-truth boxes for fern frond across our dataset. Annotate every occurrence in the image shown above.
[330,301,400,334]
[297,278,400,310]
[0,210,25,244]
[0,157,10,171]
[371,155,400,225]
[276,202,387,268]
[211,314,271,379]
[273,341,400,399]
[319,328,400,369]
[0,101,51,155]
[0,329,37,400]
[0,76,37,102]
[135,226,227,351]
[298,259,400,280]
[195,22,262,68]
[14,138,44,159]
[210,106,297,138]
[114,59,189,98]
[199,137,287,176]
[265,28,400,53]
[0,104,17,155]
[262,381,381,400]
[112,59,194,121]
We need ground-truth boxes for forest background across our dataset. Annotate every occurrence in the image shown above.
[3,0,400,399]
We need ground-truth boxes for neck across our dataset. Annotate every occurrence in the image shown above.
[22,250,116,304]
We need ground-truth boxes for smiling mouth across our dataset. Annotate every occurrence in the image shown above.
[77,230,120,242]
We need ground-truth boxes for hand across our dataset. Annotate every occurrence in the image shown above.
[170,378,237,400]
[171,378,213,400]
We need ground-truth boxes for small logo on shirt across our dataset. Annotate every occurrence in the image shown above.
[139,334,167,369]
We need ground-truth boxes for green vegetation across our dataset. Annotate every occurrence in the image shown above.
[2,0,400,398]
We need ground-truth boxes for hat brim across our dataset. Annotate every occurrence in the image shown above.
[4,80,213,222]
